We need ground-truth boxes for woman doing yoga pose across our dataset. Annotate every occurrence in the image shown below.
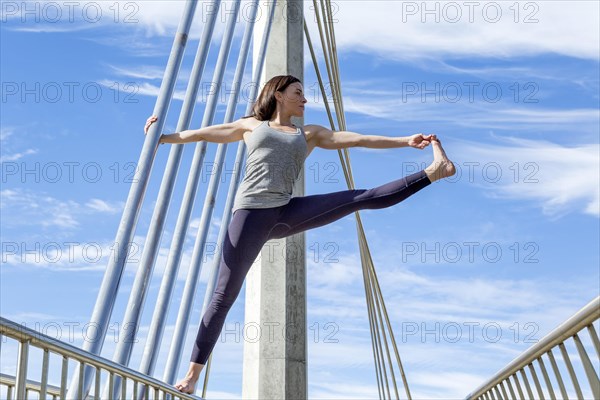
[143,75,455,394]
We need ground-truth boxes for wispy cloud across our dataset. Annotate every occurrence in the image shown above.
[325,1,599,61]
[0,148,38,162]
[309,380,382,399]
[338,80,600,133]
[1,0,185,35]
[97,79,186,101]
[0,127,39,162]
[456,137,600,217]
[6,24,99,33]
[98,59,255,104]
[2,0,246,60]
[1,186,226,280]
[488,108,600,125]
[105,64,166,80]
[307,254,592,327]
[86,198,125,214]
[0,127,15,141]
[2,237,118,272]
[1,311,68,322]
[1,188,80,228]
[80,34,170,57]
[0,188,126,230]
[427,60,600,88]
[5,1,597,62]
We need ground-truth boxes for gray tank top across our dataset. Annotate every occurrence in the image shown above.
[233,120,308,212]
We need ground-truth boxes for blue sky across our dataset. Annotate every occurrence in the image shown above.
[1,0,599,399]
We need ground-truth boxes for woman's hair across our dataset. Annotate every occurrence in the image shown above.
[243,75,301,120]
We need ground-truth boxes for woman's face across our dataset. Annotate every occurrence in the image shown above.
[277,82,307,118]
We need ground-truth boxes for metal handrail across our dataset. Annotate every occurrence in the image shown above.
[465,296,600,399]
[1,372,61,400]
[0,317,201,400]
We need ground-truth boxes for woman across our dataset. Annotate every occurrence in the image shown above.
[144,75,455,394]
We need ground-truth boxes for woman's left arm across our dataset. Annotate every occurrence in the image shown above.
[309,125,435,150]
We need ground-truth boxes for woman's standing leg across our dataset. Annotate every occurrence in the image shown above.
[174,207,282,393]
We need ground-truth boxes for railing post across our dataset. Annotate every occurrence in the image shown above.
[15,340,29,400]
[573,333,600,399]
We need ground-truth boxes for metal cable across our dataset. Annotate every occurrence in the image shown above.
[305,1,413,398]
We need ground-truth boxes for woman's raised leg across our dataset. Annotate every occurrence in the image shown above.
[269,139,455,239]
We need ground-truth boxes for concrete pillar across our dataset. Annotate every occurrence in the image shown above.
[242,1,306,399]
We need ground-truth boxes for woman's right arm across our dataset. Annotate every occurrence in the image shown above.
[144,116,251,144]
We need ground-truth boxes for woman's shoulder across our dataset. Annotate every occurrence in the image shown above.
[301,124,328,139]
[302,124,325,132]
[236,116,266,141]
[238,116,264,131]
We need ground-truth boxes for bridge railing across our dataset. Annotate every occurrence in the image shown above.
[465,296,600,400]
[0,316,200,400]
[0,372,62,400]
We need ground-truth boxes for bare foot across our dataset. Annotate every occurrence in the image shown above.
[174,376,197,394]
[424,139,456,183]
[174,362,204,395]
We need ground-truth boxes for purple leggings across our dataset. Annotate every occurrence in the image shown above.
[191,170,431,364]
